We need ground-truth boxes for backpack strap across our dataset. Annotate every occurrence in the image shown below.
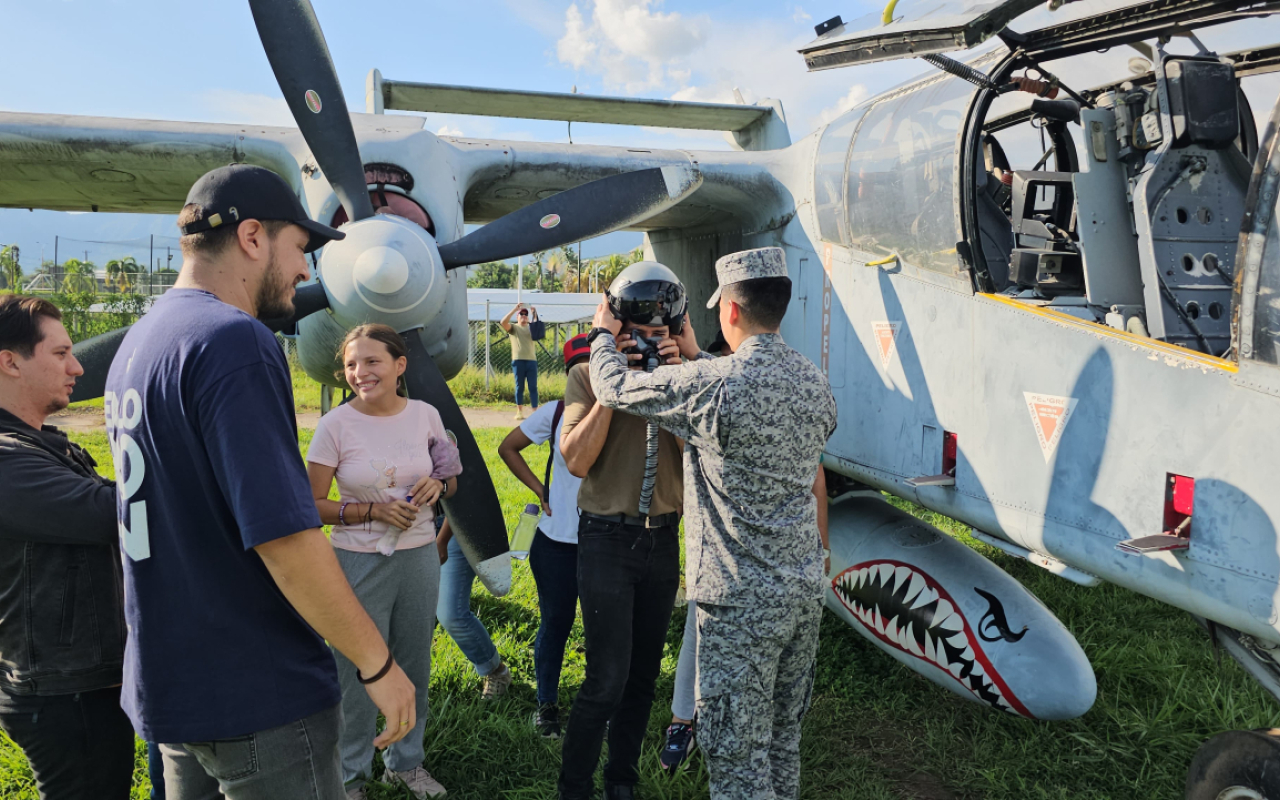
[543,400,565,508]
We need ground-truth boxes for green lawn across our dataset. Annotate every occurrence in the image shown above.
[0,430,1275,799]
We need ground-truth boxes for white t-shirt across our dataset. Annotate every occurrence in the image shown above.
[307,399,461,552]
[520,401,582,544]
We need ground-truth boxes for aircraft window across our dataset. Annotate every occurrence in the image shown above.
[1250,197,1280,366]
[814,103,873,246]
[845,72,975,274]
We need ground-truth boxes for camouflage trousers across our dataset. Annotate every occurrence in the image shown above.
[695,598,823,800]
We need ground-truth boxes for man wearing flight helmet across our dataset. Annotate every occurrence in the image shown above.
[557,262,688,800]
[587,248,836,800]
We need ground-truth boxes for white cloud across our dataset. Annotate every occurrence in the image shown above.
[816,84,869,125]
[436,124,465,137]
[550,1,893,140]
[556,0,709,92]
[198,89,295,127]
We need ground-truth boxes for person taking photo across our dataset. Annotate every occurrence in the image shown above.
[500,303,540,420]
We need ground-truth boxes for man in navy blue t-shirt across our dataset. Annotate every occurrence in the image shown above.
[106,165,416,799]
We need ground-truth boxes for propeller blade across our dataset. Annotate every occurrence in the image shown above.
[248,0,375,222]
[402,329,512,596]
[70,325,133,403]
[437,165,702,269]
[262,281,331,334]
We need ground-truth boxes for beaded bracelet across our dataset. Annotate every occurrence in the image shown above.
[339,501,351,526]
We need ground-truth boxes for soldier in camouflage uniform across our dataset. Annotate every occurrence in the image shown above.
[589,246,837,799]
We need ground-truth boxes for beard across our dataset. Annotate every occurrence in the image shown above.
[255,251,296,321]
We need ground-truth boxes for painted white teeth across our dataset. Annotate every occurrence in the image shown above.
[905,623,924,656]
[971,662,984,678]
[948,662,963,679]
[961,646,975,663]
[877,563,894,585]
[924,632,937,663]
[904,573,926,604]
[885,616,900,642]
[911,586,938,611]
[874,606,886,635]
[892,565,912,594]
[948,633,967,649]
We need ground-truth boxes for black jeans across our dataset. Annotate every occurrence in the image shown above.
[0,685,136,800]
[530,530,579,706]
[558,516,680,799]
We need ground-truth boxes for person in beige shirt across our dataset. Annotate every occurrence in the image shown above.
[501,303,539,420]
[556,261,687,800]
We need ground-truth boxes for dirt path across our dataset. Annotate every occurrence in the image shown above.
[50,405,522,432]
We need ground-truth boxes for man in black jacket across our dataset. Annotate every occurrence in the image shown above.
[0,295,133,800]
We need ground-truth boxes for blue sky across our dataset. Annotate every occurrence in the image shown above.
[0,1,1277,271]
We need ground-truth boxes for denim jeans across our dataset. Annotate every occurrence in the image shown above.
[436,534,503,676]
[0,685,135,800]
[558,516,680,799]
[513,359,538,407]
[160,703,343,800]
[149,741,167,799]
[529,530,579,705]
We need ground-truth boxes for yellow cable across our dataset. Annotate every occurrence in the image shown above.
[882,0,899,25]
[866,254,899,267]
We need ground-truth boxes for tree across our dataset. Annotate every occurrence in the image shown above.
[466,261,514,289]
[105,256,143,293]
[0,245,21,291]
[60,258,97,294]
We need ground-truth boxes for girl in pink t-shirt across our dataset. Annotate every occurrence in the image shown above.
[306,324,461,799]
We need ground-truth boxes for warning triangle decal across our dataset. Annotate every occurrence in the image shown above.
[872,322,901,370]
[1024,392,1079,462]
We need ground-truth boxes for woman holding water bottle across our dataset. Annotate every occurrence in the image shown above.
[497,333,590,738]
[306,324,460,800]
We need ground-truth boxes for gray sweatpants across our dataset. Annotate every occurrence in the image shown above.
[332,545,441,789]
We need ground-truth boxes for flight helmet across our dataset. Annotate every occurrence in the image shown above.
[605,261,687,334]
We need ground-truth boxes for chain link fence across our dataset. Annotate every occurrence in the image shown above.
[467,319,592,376]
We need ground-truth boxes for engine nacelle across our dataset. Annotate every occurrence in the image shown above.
[826,494,1096,720]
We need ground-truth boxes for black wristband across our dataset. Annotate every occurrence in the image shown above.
[586,326,614,346]
[357,650,395,685]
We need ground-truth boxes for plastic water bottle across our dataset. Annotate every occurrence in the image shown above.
[509,503,540,560]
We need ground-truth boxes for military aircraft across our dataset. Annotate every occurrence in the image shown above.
[4,0,1280,795]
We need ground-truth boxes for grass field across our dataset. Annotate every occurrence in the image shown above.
[0,427,1275,799]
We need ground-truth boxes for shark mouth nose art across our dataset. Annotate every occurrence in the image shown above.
[832,560,1033,718]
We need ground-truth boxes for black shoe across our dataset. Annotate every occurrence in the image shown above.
[534,703,562,739]
[659,721,696,774]
[604,784,635,800]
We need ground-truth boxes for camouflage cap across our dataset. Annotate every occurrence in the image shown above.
[706,247,789,308]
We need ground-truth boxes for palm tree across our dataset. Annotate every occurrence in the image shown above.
[106,256,143,293]
[60,258,97,294]
[0,245,21,291]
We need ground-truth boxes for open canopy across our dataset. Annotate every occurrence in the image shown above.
[798,0,1276,70]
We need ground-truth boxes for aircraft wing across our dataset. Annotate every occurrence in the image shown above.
[0,112,305,213]
[447,136,792,234]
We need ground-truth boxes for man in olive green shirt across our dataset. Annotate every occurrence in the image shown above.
[500,303,539,419]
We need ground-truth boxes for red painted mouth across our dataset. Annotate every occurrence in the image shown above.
[831,560,1033,717]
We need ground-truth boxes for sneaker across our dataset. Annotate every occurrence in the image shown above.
[344,785,367,800]
[659,721,696,773]
[533,703,561,739]
[481,663,513,701]
[389,765,447,799]
[514,410,525,420]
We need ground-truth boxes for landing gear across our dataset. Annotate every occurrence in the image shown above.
[1186,730,1280,800]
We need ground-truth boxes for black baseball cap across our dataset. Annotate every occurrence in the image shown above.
[179,164,345,253]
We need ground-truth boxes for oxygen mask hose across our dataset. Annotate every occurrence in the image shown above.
[633,334,662,518]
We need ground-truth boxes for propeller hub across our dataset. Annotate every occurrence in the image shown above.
[318,214,446,333]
